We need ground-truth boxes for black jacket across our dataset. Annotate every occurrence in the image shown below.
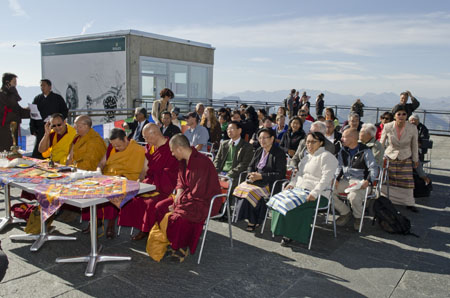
[161,123,181,139]
[246,145,287,190]
[127,119,149,143]
[279,129,305,155]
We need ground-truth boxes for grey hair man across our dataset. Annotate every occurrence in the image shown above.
[359,123,384,167]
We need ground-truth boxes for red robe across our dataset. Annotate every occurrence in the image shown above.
[118,140,179,232]
[155,147,221,253]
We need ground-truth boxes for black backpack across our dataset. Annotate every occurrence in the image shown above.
[372,196,418,237]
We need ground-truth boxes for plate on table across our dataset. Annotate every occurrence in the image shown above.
[82,181,99,186]
[44,173,62,179]
[16,163,34,168]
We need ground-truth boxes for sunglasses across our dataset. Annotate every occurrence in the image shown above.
[299,114,307,117]
[396,113,407,116]
[51,123,63,128]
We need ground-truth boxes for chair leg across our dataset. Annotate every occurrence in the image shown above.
[325,204,330,224]
[260,207,270,235]
[331,197,337,238]
[117,226,121,236]
[197,217,210,265]
[130,227,134,236]
[308,197,321,250]
[359,188,370,233]
[231,200,238,223]
[226,201,233,248]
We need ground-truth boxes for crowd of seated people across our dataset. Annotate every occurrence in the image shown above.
[18,87,432,262]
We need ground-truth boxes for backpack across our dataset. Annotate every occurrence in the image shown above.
[372,196,418,237]
[11,203,36,221]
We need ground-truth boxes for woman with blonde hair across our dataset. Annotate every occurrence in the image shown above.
[200,107,221,151]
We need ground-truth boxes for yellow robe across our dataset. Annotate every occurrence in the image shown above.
[103,139,145,181]
[42,124,77,164]
[72,128,106,171]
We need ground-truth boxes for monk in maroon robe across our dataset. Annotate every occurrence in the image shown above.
[153,134,221,260]
[118,124,179,240]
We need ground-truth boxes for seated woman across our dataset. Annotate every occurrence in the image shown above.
[280,116,305,158]
[269,132,338,246]
[233,128,287,231]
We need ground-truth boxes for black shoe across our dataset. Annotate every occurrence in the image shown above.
[280,237,292,247]
[407,206,419,213]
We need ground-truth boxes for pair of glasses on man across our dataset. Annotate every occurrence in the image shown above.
[51,123,63,128]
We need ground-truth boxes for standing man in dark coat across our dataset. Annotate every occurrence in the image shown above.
[30,79,68,159]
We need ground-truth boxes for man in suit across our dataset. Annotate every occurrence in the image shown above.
[160,111,181,139]
[213,121,253,191]
[123,107,149,143]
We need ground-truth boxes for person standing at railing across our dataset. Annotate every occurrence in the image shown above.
[30,79,68,159]
[315,93,325,117]
[351,98,365,118]
[392,90,420,119]
[151,88,174,126]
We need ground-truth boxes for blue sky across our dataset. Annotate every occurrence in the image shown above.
[2,0,450,98]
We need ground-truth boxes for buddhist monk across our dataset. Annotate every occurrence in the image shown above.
[39,113,77,164]
[118,124,179,241]
[82,128,146,238]
[149,134,221,262]
[67,115,106,171]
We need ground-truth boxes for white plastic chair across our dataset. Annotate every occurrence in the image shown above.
[197,175,233,264]
[200,151,214,162]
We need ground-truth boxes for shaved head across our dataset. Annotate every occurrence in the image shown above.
[143,123,162,136]
[169,133,190,149]
[75,115,92,128]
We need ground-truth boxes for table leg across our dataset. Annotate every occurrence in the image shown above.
[10,203,76,251]
[55,204,131,277]
[0,184,26,232]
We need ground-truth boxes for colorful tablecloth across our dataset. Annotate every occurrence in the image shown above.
[34,176,140,221]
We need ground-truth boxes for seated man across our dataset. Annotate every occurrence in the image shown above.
[183,112,209,152]
[289,121,335,168]
[214,121,253,191]
[119,124,179,240]
[82,128,146,238]
[39,113,77,164]
[359,123,385,168]
[67,115,106,171]
[333,129,379,230]
[160,111,181,139]
[149,134,221,261]
[122,107,149,143]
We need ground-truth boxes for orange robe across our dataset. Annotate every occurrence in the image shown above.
[71,128,106,171]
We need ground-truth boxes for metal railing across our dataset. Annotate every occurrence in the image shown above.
[133,98,450,136]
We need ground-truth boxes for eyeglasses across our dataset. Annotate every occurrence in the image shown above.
[51,123,63,128]
[306,140,319,145]
[299,114,307,117]
[396,113,407,116]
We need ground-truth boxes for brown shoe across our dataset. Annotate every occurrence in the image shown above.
[131,231,148,241]
[336,212,352,226]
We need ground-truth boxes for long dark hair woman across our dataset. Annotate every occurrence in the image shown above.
[280,117,305,157]
[233,128,287,231]
[0,73,30,151]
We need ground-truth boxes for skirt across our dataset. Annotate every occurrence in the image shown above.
[271,196,328,244]
[388,158,414,189]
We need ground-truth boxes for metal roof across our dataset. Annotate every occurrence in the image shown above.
[40,29,214,49]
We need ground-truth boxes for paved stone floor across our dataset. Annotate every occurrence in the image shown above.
[0,136,449,297]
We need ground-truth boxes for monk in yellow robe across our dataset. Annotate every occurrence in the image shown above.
[39,113,77,165]
[82,127,146,238]
[67,115,106,171]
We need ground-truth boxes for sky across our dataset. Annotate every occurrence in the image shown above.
[1,0,450,98]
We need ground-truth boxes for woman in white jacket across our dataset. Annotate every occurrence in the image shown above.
[269,132,338,246]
